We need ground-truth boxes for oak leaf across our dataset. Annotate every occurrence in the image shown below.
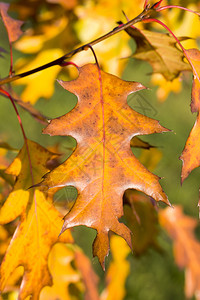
[180,49,200,183]
[0,2,23,43]
[41,63,170,267]
[0,140,73,299]
[121,24,191,81]
[159,205,200,300]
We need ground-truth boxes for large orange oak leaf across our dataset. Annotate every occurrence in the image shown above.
[180,49,200,183]
[42,63,170,267]
[0,2,23,43]
[0,140,73,300]
[159,206,200,300]
[120,23,191,81]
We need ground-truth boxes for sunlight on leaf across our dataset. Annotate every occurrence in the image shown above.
[0,140,73,299]
[41,63,170,267]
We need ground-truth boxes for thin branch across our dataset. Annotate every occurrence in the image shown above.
[157,5,200,17]
[0,87,34,185]
[0,5,154,86]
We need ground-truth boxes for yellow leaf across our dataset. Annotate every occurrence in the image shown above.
[40,244,82,300]
[14,17,68,54]
[101,235,130,300]
[14,49,63,104]
[0,140,73,299]
[151,73,182,102]
[73,0,144,75]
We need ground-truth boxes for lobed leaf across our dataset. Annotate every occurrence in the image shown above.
[0,140,73,299]
[41,63,170,267]
[120,23,191,81]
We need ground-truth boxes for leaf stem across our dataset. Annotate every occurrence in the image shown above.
[157,5,200,17]
[0,5,154,86]
[9,42,13,76]
[0,87,34,185]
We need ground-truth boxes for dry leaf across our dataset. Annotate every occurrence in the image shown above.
[123,190,160,255]
[180,49,200,183]
[121,24,191,81]
[0,2,23,43]
[41,63,170,267]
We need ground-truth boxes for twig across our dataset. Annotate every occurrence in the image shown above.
[0,5,154,86]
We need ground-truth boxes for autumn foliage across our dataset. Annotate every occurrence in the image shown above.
[0,0,200,299]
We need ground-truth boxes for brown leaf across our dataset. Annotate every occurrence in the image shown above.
[159,205,200,300]
[42,63,170,268]
[130,137,154,149]
[120,23,191,81]
[123,190,160,255]
[180,49,200,182]
[0,140,73,299]
[0,2,23,42]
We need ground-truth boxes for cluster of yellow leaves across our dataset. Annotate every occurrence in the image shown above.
[72,0,145,75]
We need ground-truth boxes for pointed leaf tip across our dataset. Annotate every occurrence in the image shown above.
[42,64,170,266]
